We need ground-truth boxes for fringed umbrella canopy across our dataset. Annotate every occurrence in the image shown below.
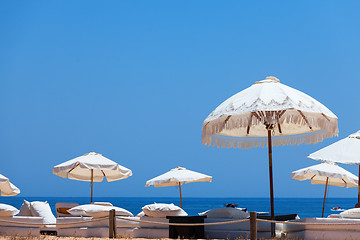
[308,131,360,165]
[308,130,360,205]
[201,76,338,234]
[291,163,357,217]
[0,174,20,197]
[292,163,358,188]
[145,167,212,208]
[53,151,132,202]
[202,76,338,148]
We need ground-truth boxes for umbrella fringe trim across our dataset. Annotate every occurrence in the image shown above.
[207,131,334,149]
[202,112,338,148]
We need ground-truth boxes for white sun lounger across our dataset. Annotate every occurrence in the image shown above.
[0,216,43,237]
[203,217,273,239]
[56,216,140,238]
[279,218,360,240]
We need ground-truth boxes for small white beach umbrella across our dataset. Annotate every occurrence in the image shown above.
[202,76,338,222]
[308,130,360,204]
[145,167,213,208]
[291,163,358,217]
[53,151,132,202]
[0,174,20,196]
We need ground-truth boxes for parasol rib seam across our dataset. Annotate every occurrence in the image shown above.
[297,110,312,130]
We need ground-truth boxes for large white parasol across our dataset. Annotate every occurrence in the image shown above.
[145,167,212,208]
[202,76,338,225]
[292,163,358,217]
[308,130,360,204]
[53,151,132,202]
[0,174,20,196]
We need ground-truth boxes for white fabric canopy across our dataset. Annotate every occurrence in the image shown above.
[291,163,358,188]
[0,174,20,197]
[53,151,132,203]
[201,76,338,226]
[202,76,338,148]
[145,167,212,187]
[53,151,132,182]
[145,167,212,208]
[308,130,360,165]
[291,162,357,217]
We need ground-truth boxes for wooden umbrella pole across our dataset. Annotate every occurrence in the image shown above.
[91,169,94,203]
[267,128,275,238]
[267,129,275,219]
[358,165,360,203]
[179,182,183,208]
[322,177,329,218]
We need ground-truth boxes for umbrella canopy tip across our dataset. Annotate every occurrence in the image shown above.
[173,166,186,171]
[84,151,102,156]
[255,76,280,84]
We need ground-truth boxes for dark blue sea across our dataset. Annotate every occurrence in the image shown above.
[0,197,356,218]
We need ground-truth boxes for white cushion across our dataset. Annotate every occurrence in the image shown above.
[55,202,79,217]
[92,202,113,206]
[68,204,133,218]
[30,201,56,224]
[340,208,360,219]
[142,203,187,218]
[0,204,19,217]
[65,205,89,217]
[18,200,32,216]
[199,208,249,219]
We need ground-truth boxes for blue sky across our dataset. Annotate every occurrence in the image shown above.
[1,1,360,199]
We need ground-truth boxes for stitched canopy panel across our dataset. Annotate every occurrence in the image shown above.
[291,163,358,188]
[308,130,360,165]
[202,76,338,148]
[0,173,20,196]
[145,167,212,188]
[53,151,132,182]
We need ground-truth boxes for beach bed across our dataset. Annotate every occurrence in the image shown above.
[57,216,172,238]
[0,201,57,237]
[204,217,273,239]
[279,217,360,240]
[56,216,140,238]
[0,216,43,237]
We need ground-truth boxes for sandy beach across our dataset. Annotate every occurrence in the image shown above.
[2,235,286,240]
[0,238,231,240]
[0,237,278,240]
[0,237,171,240]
